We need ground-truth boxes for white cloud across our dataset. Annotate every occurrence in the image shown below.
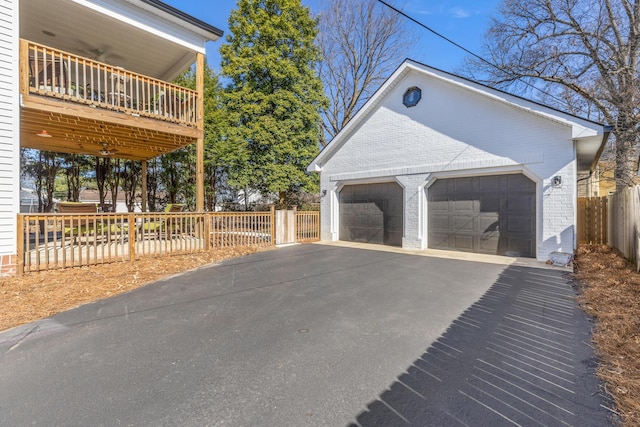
[450,6,471,18]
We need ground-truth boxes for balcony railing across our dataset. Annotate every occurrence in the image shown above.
[21,39,198,127]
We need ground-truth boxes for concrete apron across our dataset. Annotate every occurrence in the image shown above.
[319,240,574,272]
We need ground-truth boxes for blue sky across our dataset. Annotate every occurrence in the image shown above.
[163,0,501,75]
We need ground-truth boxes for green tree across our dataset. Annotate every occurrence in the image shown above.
[176,64,231,211]
[60,154,91,202]
[220,0,327,208]
[21,149,61,212]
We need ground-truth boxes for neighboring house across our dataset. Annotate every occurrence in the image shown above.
[78,189,136,213]
[19,187,59,212]
[308,60,610,262]
[0,0,222,275]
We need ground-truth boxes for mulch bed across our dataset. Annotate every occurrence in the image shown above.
[0,246,268,332]
[573,244,640,426]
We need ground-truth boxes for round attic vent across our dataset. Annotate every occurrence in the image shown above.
[403,86,422,108]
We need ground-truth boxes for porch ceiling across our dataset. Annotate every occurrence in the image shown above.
[21,106,198,161]
[20,0,221,82]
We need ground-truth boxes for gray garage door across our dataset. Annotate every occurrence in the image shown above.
[428,174,536,257]
[339,182,403,247]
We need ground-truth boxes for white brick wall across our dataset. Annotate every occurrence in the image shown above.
[316,65,595,261]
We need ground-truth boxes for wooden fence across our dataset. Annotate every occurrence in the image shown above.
[17,210,319,274]
[577,197,608,244]
[296,211,320,242]
[608,186,640,269]
[578,186,640,270]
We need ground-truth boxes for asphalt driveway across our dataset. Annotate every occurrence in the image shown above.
[0,244,613,426]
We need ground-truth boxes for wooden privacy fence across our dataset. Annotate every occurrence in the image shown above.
[577,197,608,244]
[608,186,640,269]
[578,186,640,270]
[17,210,320,274]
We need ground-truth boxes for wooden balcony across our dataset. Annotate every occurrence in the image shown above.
[19,39,202,160]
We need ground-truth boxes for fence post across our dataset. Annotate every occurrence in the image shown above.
[270,205,275,246]
[204,213,211,251]
[128,212,136,262]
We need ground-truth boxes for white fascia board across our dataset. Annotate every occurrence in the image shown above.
[71,0,206,53]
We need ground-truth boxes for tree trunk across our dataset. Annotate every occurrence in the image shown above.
[614,126,639,191]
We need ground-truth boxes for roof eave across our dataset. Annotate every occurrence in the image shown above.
[135,0,224,40]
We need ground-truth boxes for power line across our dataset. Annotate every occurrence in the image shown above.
[376,0,589,117]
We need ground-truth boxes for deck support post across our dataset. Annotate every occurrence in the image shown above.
[196,52,205,212]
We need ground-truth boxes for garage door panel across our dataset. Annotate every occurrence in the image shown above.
[506,195,535,212]
[340,183,403,247]
[453,235,474,250]
[384,213,403,229]
[429,232,450,248]
[506,216,534,233]
[478,176,502,192]
[428,174,536,257]
[503,237,534,257]
[453,215,475,232]
[453,199,474,211]
[429,199,450,211]
[507,174,534,190]
[478,216,499,232]
[453,178,474,193]
[479,194,501,212]
[430,214,451,230]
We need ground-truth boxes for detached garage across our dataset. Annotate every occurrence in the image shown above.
[308,60,610,262]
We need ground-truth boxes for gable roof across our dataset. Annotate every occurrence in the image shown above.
[309,59,610,173]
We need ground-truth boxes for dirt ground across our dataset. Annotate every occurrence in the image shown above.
[1,243,638,424]
[573,244,640,426]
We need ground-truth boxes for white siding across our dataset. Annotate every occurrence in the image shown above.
[318,68,583,261]
[0,0,18,257]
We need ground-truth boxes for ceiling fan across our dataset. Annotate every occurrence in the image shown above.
[74,40,124,63]
[98,143,118,157]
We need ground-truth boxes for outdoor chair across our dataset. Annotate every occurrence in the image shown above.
[58,202,124,244]
[58,202,98,243]
[138,204,186,239]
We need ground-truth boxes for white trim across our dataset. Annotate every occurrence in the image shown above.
[71,0,207,53]
[330,156,544,183]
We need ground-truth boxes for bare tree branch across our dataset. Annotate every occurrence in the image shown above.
[465,0,640,190]
[317,0,416,144]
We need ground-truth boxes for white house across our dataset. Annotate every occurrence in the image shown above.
[308,60,610,262]
[0,0,222,275]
